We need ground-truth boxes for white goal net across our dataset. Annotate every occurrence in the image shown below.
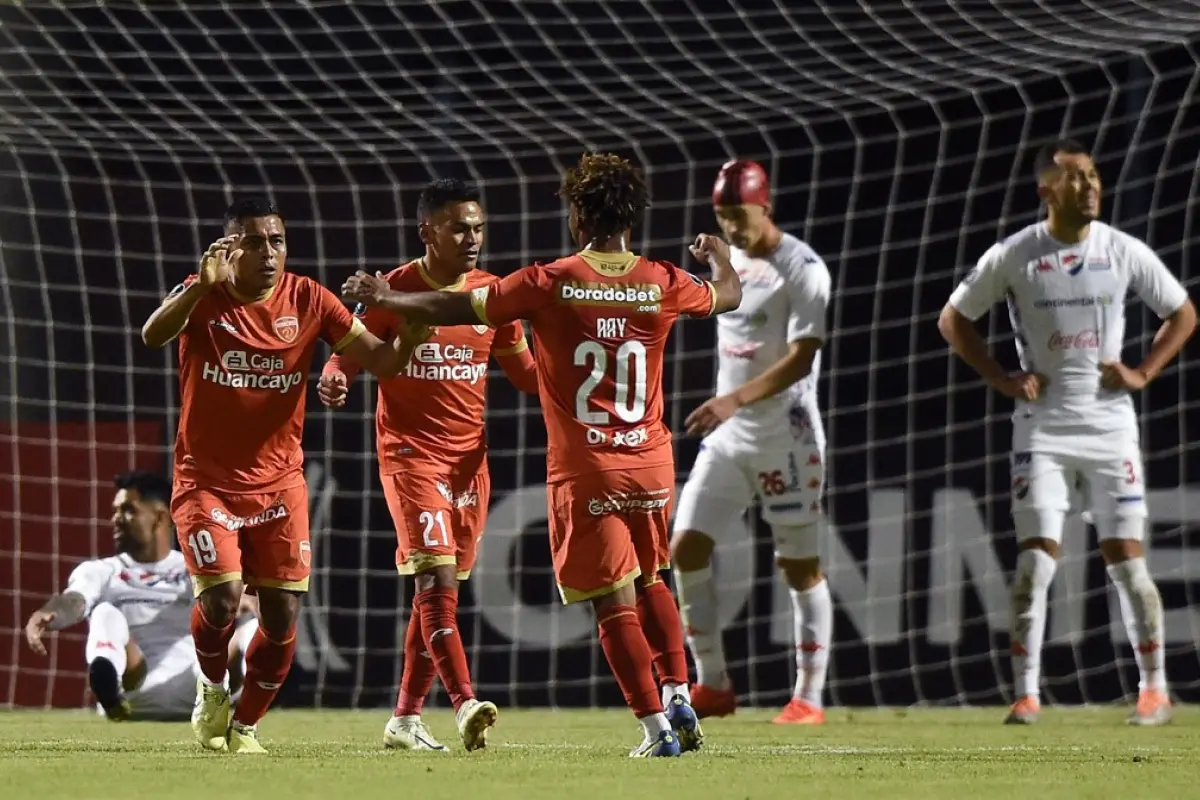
[2,1,1198,710]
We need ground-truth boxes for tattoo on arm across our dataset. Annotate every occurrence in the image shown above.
[41,593,87,630]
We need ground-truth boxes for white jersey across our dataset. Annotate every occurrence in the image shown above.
[67,550,193,664]
[713,232,831,447]
[949,220,1189,443]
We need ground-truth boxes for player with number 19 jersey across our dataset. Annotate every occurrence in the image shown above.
[469,249,716,602]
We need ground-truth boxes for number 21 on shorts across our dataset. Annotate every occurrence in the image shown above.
[420,510,450,548]
[187,529,218,565]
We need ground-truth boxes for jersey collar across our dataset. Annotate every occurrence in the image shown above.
[578,249,638,277]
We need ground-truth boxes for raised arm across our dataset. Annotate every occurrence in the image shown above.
[690,234,742,314]
[142,235,241,348]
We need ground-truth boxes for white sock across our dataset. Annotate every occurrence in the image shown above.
[1107,556,1167,693]
[790,579,832,706]
[673,565,726,687]
[234,616,259,679]
[638,711,672,738]
[661,682,691,707]
[85,602,130,677]
[1010,548,1057,700]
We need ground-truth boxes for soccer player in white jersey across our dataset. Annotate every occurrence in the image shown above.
[939,139,1196,726]
[672,160,834,724]
[24,471,258,720]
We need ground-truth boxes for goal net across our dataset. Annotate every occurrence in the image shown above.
[3,1,1198,710]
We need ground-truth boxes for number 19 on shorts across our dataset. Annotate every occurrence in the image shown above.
[188,530,218,566]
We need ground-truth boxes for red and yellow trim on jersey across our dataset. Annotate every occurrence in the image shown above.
[578,249,638,277]
[252,576,311,593]
[417,258,468,292]
[492,337,529,357]
[191,571,242,598]
[469,285,493,327]
[557,566,642,605]
[397,552,458,575]
[333,317,367,352]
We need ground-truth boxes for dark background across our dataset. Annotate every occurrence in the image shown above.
[1,1,1197,708]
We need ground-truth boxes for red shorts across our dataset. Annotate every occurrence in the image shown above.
[546,464,674,604]
[381,469,490,580]
[171,484,310,597]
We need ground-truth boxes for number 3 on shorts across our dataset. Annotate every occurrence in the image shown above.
[187,530,218,565]
[1122,459,1137,485]
[420,510,450,548]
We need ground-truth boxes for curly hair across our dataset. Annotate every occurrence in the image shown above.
[558,153,650,241]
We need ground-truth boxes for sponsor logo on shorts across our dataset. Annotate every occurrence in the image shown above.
[1011,477,1029,501]
[435,480,478,508]
[558,281,662,313]
[1047,329,1100,352]
[587,487,671,516]
[585,426,648,448]
[1012,452,1032,466]
[210,504,289,531]
[405,342,488,384]
[274,316,299,343]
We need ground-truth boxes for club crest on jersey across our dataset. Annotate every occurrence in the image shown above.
[472,324,489,335]
[274,315,299,343]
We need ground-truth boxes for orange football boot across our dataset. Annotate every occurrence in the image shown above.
[772,698,825,725]
[1004,695,1040,725]
[690,683,737,719]
[1127,689,1172,726]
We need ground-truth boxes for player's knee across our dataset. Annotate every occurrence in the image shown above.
[671,529,714,572]
[198,583,242,628]
[590,583,637,618]
[253,588,301,639]
[776,556,822,591]
[1097,518,1147,565]
[414,564,459,593]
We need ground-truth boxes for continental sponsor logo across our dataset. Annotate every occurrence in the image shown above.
[558,281,662,312]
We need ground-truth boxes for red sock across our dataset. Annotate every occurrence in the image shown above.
[598,605,663,718]
[394,607,436,717]
[417,587,475,711]
[190,603,234,684]
[233,625,296,726]
[638,580,689,686]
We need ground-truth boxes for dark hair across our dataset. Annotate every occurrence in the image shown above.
[558,153,650,241]
[224,197,280,230]
[1034,139,1089,179]
[417,178,481,222]
[114,470,172,506]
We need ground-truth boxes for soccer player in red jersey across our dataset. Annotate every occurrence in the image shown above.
[319,179,538,752]
[343,154,742,757]
[142,198,413,754]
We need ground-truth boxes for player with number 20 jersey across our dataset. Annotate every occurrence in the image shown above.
[341,153,743,758]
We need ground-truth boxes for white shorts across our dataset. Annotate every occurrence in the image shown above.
[1010,431,1147,542]
[94,639,199,721]
[674,426,824,559]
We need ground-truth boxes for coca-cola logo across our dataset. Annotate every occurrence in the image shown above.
[1047,329,1100,351]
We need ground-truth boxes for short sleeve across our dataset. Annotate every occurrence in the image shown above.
[492,320,529,356]
[469,266,551,328]
[668,266,717,318]
[784,255,831,342]
[317,285,366,352]
[949,243,1010,321]
[66,560,116,617]
[1128,240,1189,319]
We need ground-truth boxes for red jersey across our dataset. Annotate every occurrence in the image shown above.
[335,260,527,475]
[469,250,716,482]
[172,272,364,493]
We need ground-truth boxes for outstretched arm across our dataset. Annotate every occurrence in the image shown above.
[343,271,481,325]
[25,592,88,655]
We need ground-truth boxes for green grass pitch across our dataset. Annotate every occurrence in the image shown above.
[4,706,1196,799]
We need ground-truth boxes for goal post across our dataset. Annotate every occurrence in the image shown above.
[2,2,1197,710]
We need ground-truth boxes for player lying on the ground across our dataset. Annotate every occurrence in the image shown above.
[672,160,833,724]
[320,178,538,752]
[344,152,742,758]
[938,138,1196,727]
[141,198,416,754]
[25,471,258,721]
